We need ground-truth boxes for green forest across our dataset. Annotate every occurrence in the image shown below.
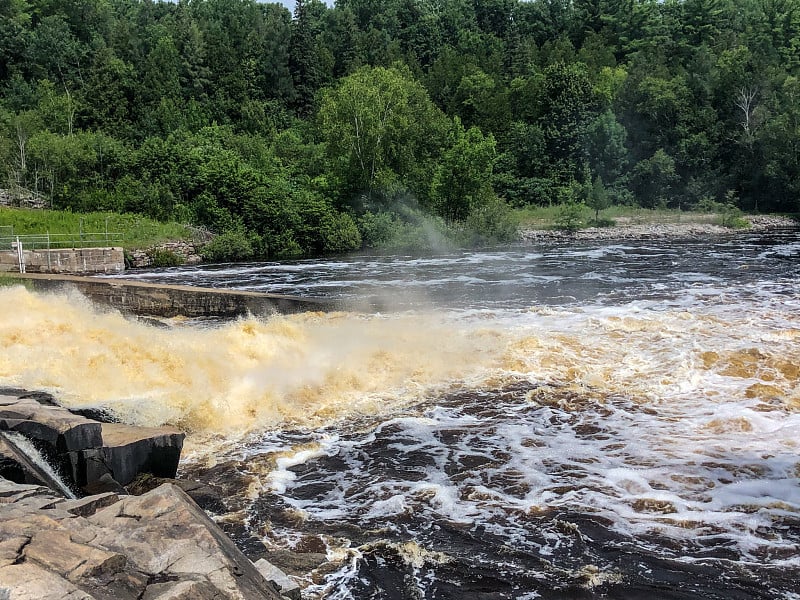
[1,0,799,258]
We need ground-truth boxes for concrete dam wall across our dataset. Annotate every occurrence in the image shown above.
[8,273,336,317]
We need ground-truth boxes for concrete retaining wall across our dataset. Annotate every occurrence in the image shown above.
[0,247,125,275]
[9,273,336,317]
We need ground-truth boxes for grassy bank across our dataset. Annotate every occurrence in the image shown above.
[0,208,194,250]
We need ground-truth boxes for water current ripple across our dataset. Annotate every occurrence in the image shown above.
[239,382,799,599]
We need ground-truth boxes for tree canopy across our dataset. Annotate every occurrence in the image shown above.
[1,0,798,257]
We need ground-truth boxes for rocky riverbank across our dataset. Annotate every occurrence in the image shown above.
[0,388,299,599]
[0,479,294,599]
[127,241,204,268]
[520,214,797,242]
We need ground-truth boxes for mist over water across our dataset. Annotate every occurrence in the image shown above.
[4,231,800,598]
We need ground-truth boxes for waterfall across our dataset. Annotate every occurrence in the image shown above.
[0,431,76,499]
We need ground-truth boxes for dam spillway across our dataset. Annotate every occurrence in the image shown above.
[6,272,336,317]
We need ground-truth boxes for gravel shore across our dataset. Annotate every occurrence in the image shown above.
[520,215,798,242]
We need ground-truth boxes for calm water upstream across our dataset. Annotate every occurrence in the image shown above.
[3,232,800,598]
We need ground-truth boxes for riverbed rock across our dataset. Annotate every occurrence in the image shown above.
[255,558,301,600]
[128,241,205,269]
[127,473,226,514]
[0,477,289,599]
[519,214,798,243]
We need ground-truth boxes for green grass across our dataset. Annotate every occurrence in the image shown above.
[514,205,732,230]
[0,273,29,288]
[0,208,194,250]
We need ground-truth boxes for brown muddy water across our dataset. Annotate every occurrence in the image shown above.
[3,233,800,599]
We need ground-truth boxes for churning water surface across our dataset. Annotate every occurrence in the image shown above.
[3,233,800,598]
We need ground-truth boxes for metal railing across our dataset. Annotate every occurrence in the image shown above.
[1,225,123,273]
[0,230,123,251]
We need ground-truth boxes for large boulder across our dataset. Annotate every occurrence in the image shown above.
[0,394,102,452]
[68,423,184,488]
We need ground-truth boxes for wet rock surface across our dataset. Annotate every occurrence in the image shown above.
[69,423,184,488]
[0,478,293,599]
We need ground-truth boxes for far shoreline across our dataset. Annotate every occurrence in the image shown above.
[520,214,799,243]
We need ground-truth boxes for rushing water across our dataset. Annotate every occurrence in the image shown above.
[1,431,76,499]
[4,232,800,598]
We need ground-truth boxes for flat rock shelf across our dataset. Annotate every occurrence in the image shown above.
[0,479,293,599]
[0,388,299,600]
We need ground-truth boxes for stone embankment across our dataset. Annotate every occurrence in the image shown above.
[127,241,204,268]
[0,247,125,275]
[521,214,797,242]
[0,388,299,599]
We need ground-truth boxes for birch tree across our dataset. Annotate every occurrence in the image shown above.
[317,65,448,204]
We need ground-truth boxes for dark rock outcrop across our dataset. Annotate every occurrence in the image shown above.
[0,391,184,494]
[0,394,102,453]
[68,423,184,488]
[0,432,51,487]
[128,473,227,514]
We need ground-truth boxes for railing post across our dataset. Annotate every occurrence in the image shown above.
[16,236,25,273]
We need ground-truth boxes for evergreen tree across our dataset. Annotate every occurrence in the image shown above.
[289,0,323,116]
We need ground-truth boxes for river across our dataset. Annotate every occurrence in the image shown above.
[2,232,799,598]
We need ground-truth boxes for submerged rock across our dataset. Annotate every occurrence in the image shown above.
[0,478,293,599]
[255,558,301,600]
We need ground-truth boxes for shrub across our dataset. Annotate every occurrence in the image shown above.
[200,230,254,262]
[554,202,586,232]
[320,212,362,254]
[464,196,519,244]
[266,231,304,259]
[590,216,617,228]
[358,210,453,252]
[146,248,184,267]
[358,211,402,248]
[695,193,750,229]
[720,203,749,229]
[720,191,749,229]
